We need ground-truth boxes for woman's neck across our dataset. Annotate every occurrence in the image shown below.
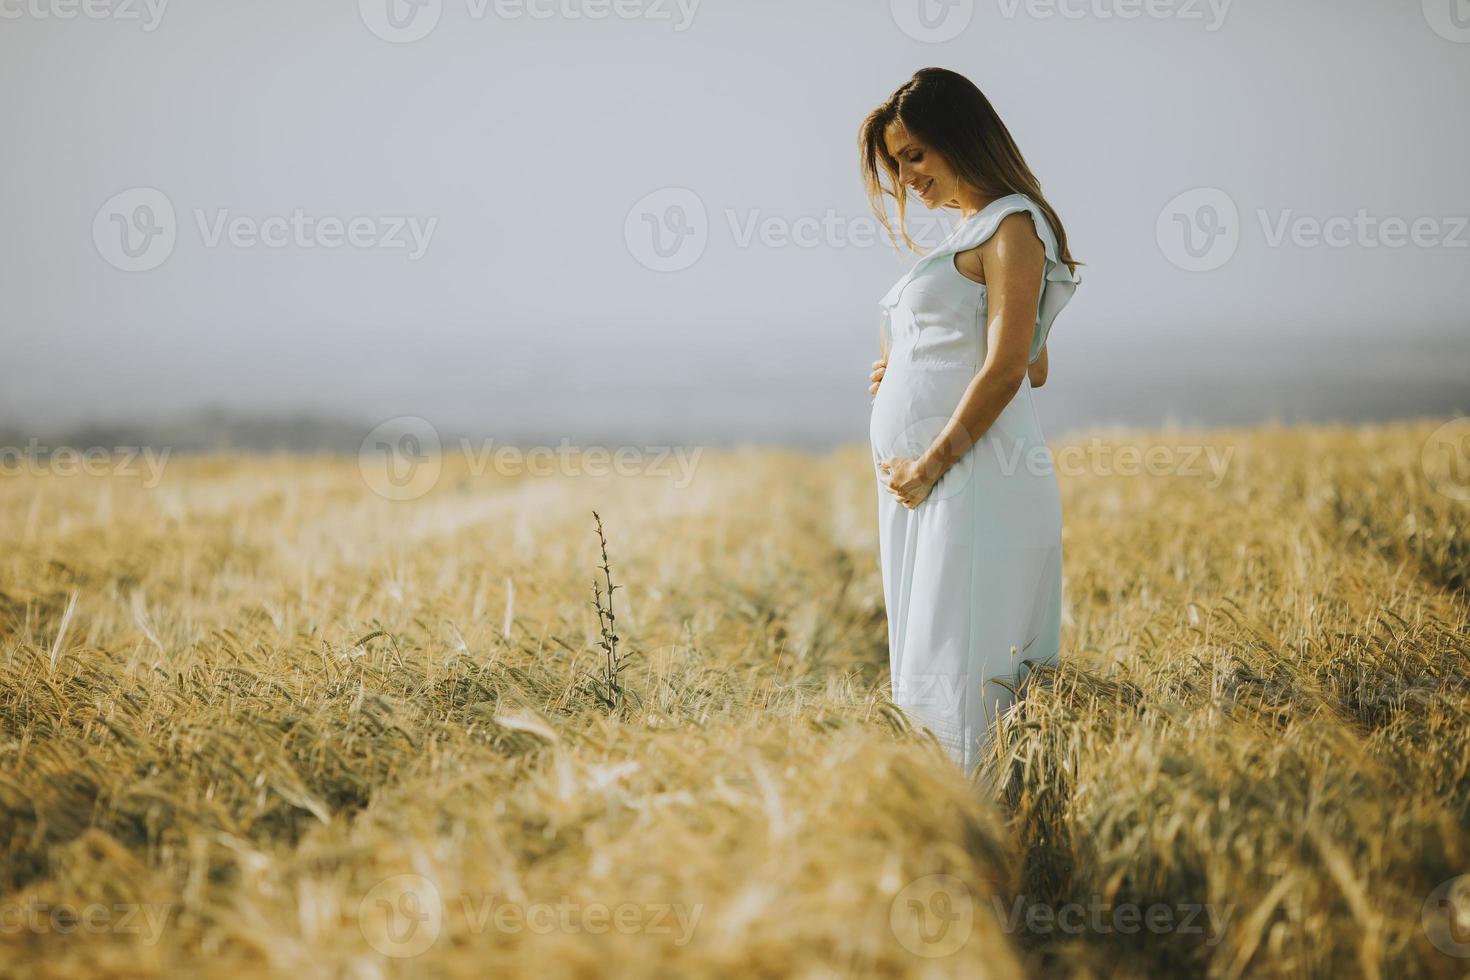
[957,192,1003,222]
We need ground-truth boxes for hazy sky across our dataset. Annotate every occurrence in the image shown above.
[3,0,1467,445]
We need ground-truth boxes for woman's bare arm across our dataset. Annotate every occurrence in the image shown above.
[917,212,1044,478]
[1028,343,1048,387]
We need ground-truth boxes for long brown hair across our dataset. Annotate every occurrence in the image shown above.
[859,67,1080,276]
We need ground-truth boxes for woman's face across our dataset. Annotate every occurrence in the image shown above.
[884,119,956,210]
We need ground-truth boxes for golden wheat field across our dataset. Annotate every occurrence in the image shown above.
[1,418,1467,979]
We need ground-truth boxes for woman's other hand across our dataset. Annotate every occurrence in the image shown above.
[869,356,887,397]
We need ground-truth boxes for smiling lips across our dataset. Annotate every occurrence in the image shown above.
[914,178,934,197]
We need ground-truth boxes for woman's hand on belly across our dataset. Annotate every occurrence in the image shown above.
[869,356,887,399]
[877,453,944,510]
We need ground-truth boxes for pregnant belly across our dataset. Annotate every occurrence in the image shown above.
[869,360,974,467]
[870,359,1057,510]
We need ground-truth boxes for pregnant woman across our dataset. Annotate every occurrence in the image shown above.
[859,67,1082,776]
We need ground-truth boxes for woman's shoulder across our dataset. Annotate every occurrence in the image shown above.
[987,202,1051,253]
[951,194,1062,266]
[971,194,1051,241]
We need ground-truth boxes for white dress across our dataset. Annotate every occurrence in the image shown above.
[869,193,1079,775]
